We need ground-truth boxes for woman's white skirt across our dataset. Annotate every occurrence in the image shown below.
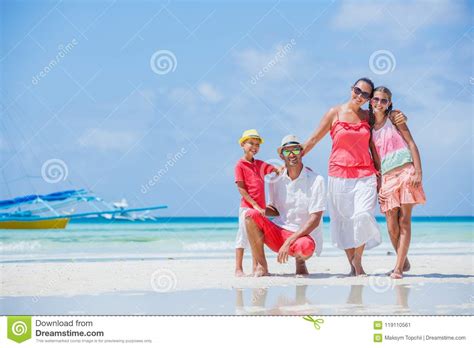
[328,175,381,250]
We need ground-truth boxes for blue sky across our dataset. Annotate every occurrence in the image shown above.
[1,0,473,217]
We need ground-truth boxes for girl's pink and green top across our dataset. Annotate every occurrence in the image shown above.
[372,118,413,175]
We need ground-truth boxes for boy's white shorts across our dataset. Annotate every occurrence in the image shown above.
[235,207,249,249]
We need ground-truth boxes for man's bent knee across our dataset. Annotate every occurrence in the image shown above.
[245,209,260,220]
[291,238,315,260]
[245,209,265,229]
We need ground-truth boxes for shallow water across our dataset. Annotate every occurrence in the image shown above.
[2,282,472,315]
[1,218,472,262]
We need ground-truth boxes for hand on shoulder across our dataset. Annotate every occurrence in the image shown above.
[389,109,407,126]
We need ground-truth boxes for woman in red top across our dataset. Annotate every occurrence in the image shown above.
[303,78,406,276]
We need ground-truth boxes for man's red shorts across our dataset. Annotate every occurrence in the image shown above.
[245,209,315,258]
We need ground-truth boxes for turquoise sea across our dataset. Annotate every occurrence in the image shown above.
[1,217,472,263]
[1,216,473,315]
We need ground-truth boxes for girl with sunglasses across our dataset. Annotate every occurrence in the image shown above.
[302,77,406,276]
[369,86,426,279]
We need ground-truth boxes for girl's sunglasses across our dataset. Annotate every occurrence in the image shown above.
[352,86,371,100]
[282,148,302,157]
[371,97,390,106]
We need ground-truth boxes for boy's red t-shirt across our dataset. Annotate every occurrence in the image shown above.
[234,158,275,209]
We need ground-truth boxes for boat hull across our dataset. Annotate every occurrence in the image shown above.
[0,218,69,229]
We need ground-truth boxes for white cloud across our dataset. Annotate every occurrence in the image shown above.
[330,0,467,40]
[78,128,138,152]
[197,82,223,103]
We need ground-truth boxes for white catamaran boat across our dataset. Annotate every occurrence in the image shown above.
[0,189,167,229]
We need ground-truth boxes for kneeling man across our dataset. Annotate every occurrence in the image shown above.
[246,135,326,276]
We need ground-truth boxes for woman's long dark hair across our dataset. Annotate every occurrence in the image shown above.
[368,86,393,129]
[353,77,375,96]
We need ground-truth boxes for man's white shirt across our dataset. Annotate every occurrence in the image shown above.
[268,167,326,256]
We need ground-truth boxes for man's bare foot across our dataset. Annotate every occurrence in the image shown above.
[235,269,245,277]
[254,265,270,277]
[296,259,309,276]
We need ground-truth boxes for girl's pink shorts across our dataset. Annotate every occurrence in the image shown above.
[379,163,426,213]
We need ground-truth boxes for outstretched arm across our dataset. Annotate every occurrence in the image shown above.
[396,123,423,187]
[302,108,337,156]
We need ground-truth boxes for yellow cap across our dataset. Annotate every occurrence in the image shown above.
[238,129,264,145]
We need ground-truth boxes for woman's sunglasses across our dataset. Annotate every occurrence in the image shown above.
[282,148,302,157]
[352,86,371,100]
[371,97,390,106]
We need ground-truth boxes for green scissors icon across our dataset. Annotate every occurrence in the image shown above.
[303,315,324,330]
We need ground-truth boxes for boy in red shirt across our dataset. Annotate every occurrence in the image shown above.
[234,129,279,276]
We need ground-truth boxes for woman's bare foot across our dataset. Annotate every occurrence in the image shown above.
[390,270,403,279]
[296,259,309,276]
[254,264,270,277]
[386,259,411,275]
[403,258,411,272]
[346,256,356,276]
[235,269,245,277]
[352,258,366,276]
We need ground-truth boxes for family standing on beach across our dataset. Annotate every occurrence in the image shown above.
[234,77,426,280]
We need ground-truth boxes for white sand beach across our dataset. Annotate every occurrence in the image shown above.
[2,255,473,296]
[2,254,473,315]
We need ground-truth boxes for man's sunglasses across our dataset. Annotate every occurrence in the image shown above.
[371,97,390,106]
[281,148,302,157]
[352,86,371,100]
